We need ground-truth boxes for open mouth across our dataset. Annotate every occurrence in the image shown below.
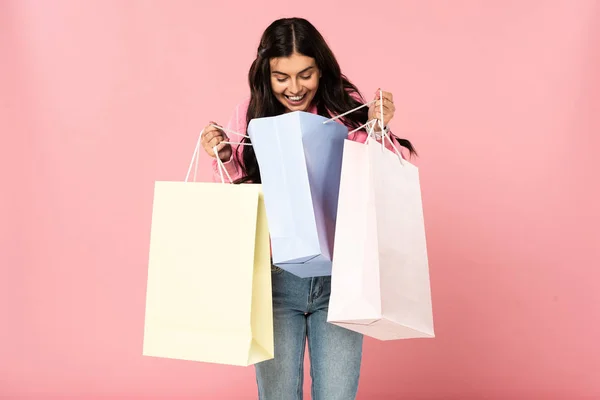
[284,94,306,104]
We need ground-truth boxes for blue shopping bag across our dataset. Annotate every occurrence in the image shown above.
[247,111,348,277]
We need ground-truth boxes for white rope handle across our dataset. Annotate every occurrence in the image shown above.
[385,134,404,164]
[221,141,252,146]
[322,91,388,139]
[210,123,249,139]
[214,146,225,183]
[185,128,204,182]
[366,119,386,155]
[213,146,233,183]
[379,89,385,142]
[322,99,376,125]
[185,127,242,183]
[365,119,378,143]
[376,89,404,163]
[366,117,404,164]
[348,120,374,136]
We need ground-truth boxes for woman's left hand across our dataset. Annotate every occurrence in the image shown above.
[368,88,395,130]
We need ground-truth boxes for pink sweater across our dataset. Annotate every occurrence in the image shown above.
[211,97,404,182]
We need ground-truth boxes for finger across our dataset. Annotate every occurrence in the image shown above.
[386,101,396,114]
[202,136,219,152]
[375,98,395,111]
[376,90,393,101]
[209,142,226,157]
[202,126,217,140]
[373,100,395,113]
[206,120,220,130]
[215,141,227,153]
[374,89,393,101]
[207,136,225,149]
[203,121,224,136]
[374,106,395,115]
[209,121,227,136]
[374,109,394,122]
[203,129,226,144]
[202,130,215,144]
[374,88,381,99]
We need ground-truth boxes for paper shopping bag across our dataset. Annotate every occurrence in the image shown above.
[143,181,274,365]
[327,139,435,340]
[247,111,348,278]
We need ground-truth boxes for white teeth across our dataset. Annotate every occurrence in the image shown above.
[286,95,304,101]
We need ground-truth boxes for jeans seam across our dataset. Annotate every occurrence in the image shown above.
[314,279,323,299]
[307,277,315,311]
[307,316,315,400]
[296,321,307,400]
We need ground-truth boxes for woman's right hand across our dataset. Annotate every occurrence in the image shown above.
[201,121,232,162]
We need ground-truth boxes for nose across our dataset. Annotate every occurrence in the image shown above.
[289,79,300,94]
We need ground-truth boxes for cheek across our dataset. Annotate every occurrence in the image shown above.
[270,79,287,94]
[306,77,320,91]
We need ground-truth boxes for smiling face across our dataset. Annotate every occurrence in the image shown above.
[269,51,321,112]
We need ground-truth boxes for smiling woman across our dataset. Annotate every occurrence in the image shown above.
[269,53,321,111]
[197,17,415,400]
[199,17,415,186]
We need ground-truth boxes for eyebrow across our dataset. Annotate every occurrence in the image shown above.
[271,66,315,76]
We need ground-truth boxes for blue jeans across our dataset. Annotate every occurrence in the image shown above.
[255,266,363,399]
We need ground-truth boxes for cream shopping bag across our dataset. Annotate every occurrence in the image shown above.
[143,134,273,366]
[327,122,435,340]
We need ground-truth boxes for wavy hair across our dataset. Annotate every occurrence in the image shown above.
[234,17,415,183]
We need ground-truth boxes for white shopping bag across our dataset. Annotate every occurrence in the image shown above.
[327,128,435,340]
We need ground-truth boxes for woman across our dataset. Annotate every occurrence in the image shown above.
[200,17,415,400]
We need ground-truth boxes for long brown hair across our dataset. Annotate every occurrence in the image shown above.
[235,17,416,184]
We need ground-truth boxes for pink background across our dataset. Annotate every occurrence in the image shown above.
[2,0,599,398]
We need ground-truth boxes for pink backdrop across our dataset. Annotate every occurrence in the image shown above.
[2,0,599,398]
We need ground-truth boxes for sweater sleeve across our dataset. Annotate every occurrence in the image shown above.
[211,98,250,183]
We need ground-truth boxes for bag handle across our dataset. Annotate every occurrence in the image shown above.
[322,99,377,127]
[185,128,204,183]
[185,125,250,183]
[365,116,404,164]
[323,89,404,162]
[323,89,394,140]
[213,146,233,184]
